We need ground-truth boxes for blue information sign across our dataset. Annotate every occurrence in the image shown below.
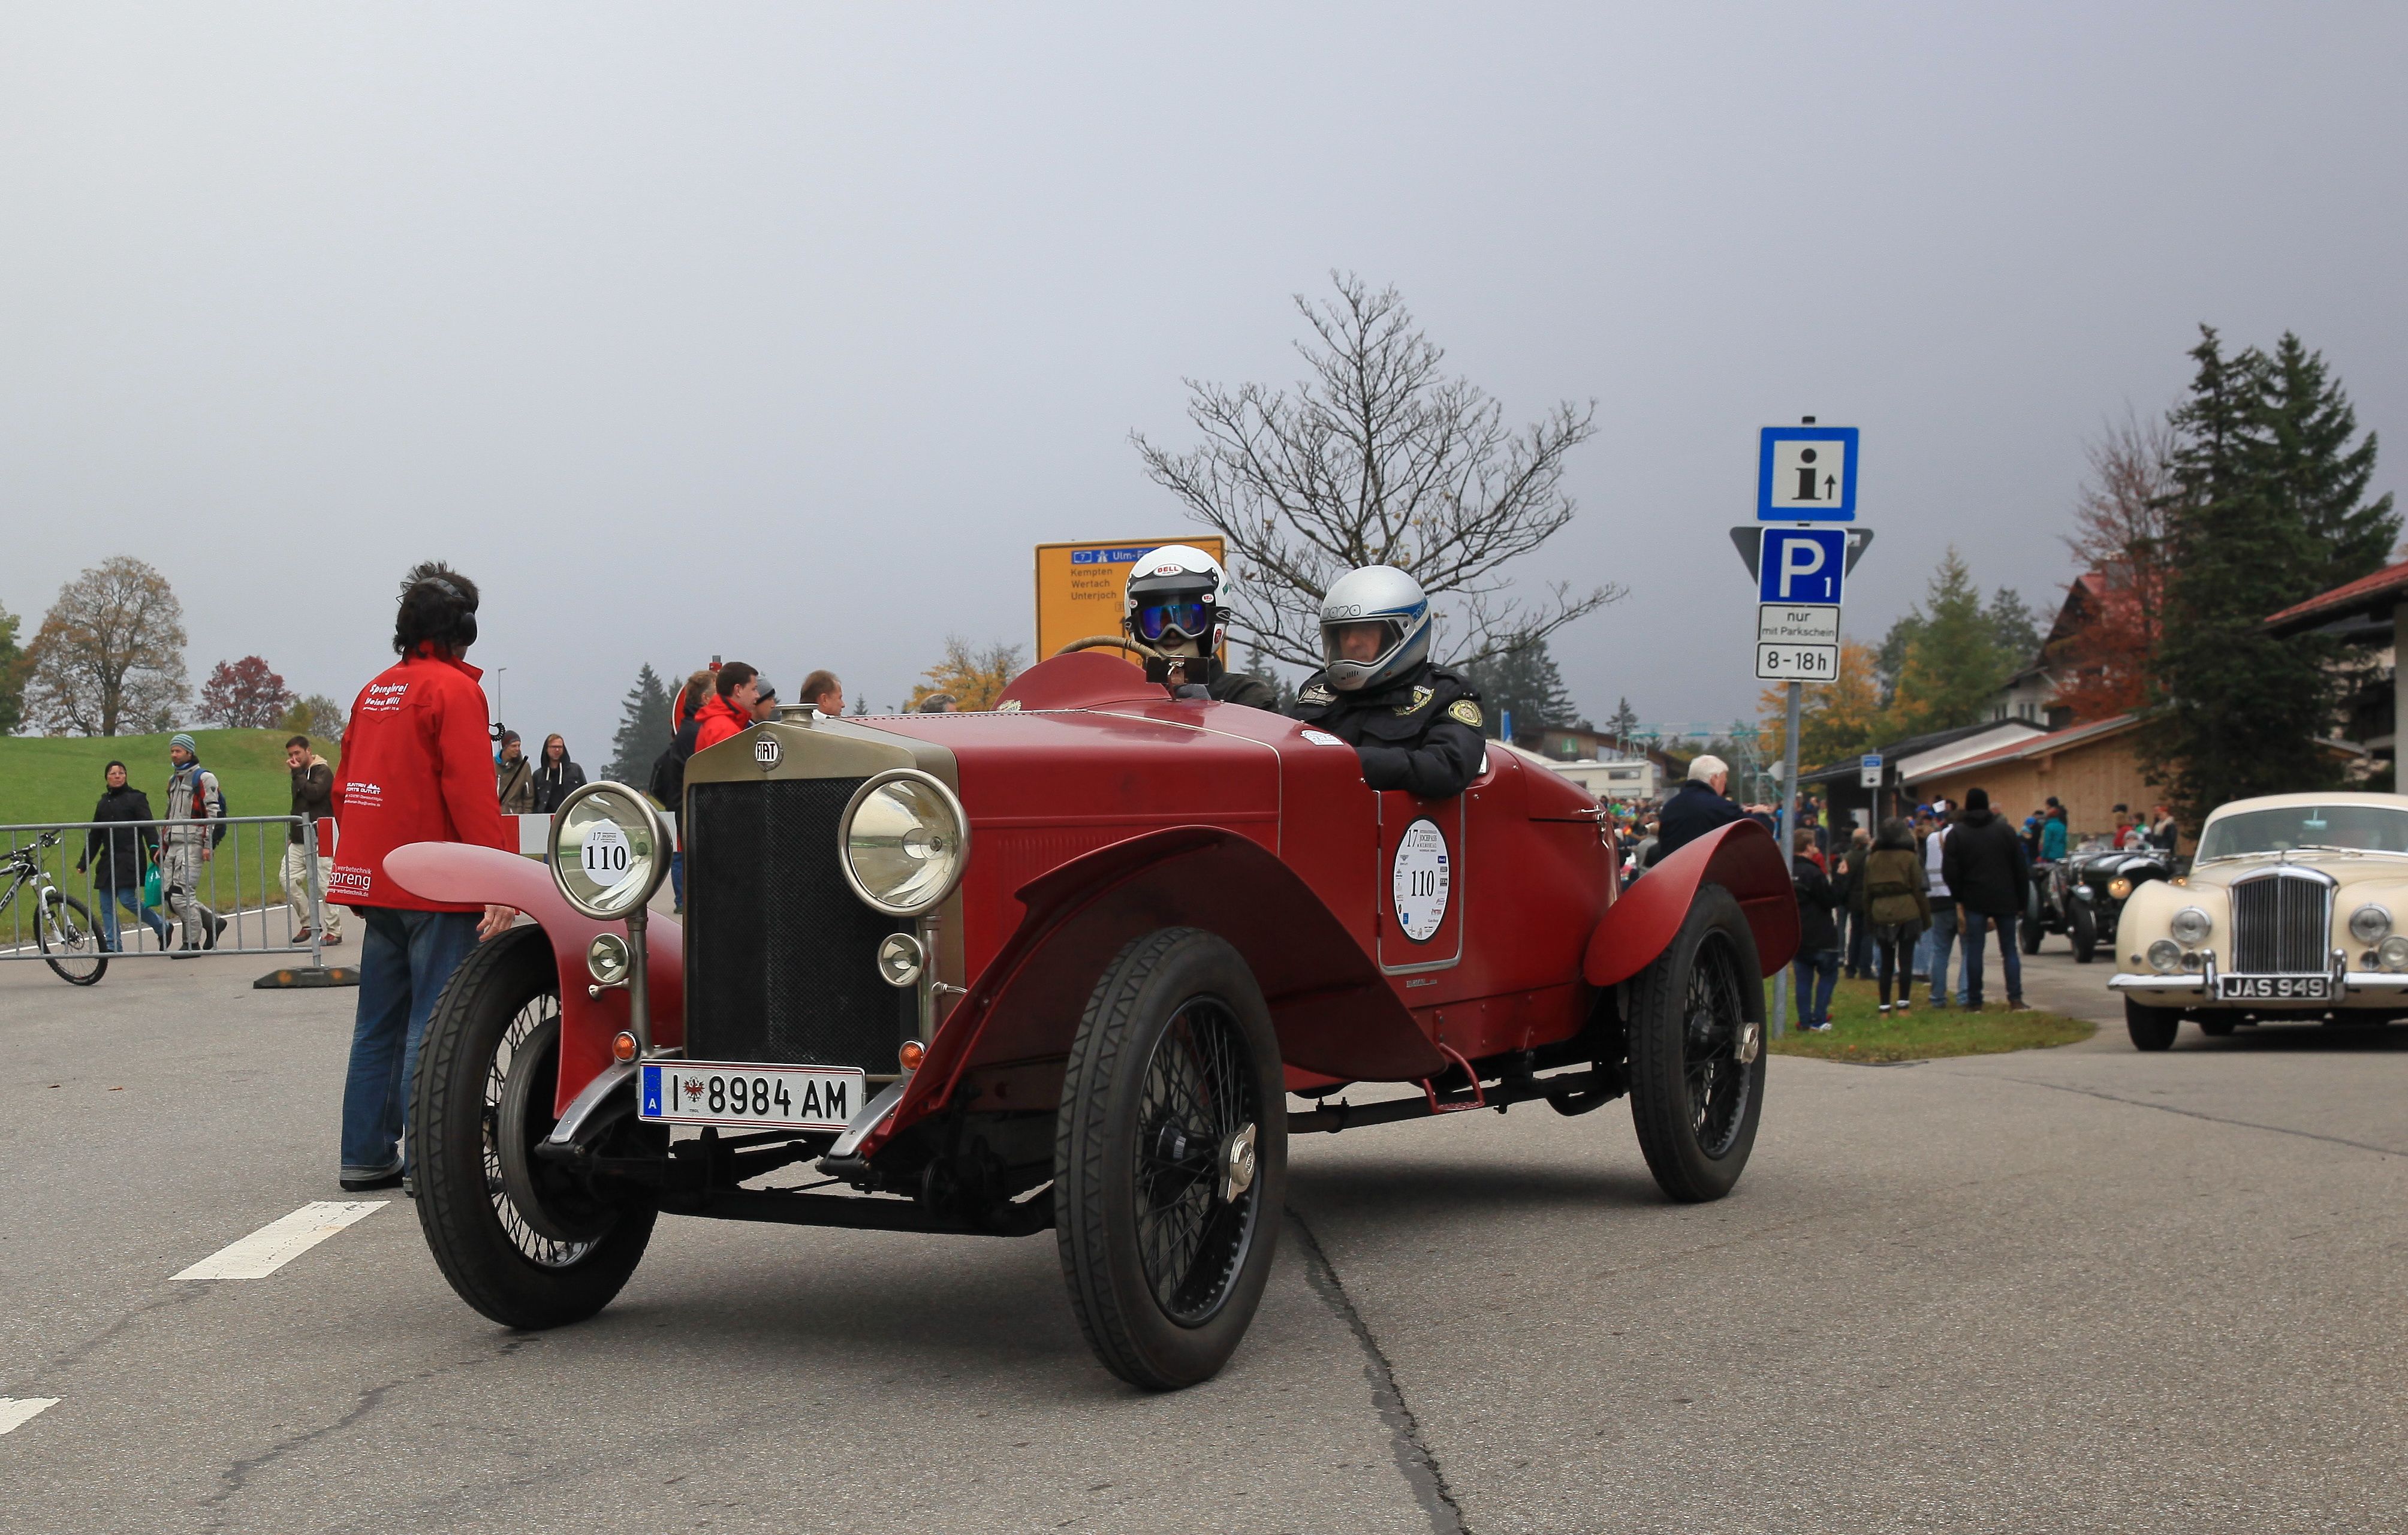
[1758,426,1860,522]
[1758,528,1848,605]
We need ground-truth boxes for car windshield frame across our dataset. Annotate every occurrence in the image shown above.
[2194,804,2408,861]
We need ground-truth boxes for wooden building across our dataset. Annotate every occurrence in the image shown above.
[1902,713,2175,849]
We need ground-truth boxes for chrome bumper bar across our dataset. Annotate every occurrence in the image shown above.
[2110,948,2408,996]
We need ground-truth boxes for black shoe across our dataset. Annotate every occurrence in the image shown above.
[205,915,227,950]
[340,1169,405,1193]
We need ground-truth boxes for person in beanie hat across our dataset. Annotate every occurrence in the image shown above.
[161,734,227,955]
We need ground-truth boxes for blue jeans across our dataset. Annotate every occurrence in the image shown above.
[1962,910,2022,1009]
[1926,904,1960,1005]
[1791,948,1840,1027]
[93,886,172,951]
[670,851,685,910]
[340,906,481,1179]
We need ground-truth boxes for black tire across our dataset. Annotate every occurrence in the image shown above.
[2019,905,2044,955]
[1628,883,1766,1203]
[2069,898,2098,964]
[38,891,106,986]
[412,927,655,1329]
[2125,997,2181,1051]
[2196,1017,2237,1037]
[1055,927,1285,1391]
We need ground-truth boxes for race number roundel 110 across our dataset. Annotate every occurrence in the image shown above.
[1391,818,1452,943]
[581,821,632,882]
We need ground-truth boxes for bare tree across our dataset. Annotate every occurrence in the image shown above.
[1134,273,1616,671]
[2063,409,2178,646]
[25,556,190,736]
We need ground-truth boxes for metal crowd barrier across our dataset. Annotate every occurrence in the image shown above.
[1,816,345,985]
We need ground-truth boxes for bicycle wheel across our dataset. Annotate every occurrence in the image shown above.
[38,890,107,986]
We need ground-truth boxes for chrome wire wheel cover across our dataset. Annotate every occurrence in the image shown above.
[1681,930,1755,1159]
[1134,998,1262,1326]
[480,992,596,1269]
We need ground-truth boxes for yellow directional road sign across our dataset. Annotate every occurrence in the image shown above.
[1034,536,1225,665]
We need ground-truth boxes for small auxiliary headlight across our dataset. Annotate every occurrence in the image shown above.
[2108,877,2133,900]
[2381,936,2408,972]
[2147,939,2182,974]
[876,931,926,988]
[2350,904,2392,944]
[587,932,631,986]
[2170,906,2213,945]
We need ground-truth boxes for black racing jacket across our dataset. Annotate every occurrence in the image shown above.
[1286,663,1486,798]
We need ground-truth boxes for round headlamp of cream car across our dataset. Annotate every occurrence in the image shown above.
[2145,939,2182,974]
[2349,903,2392,944]
[2169,906,2213,945]
[548,783,670,921]
[2380,936,2408,972]
[839,769,969,917]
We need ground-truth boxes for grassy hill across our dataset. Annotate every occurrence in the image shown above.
[0,729,342,832]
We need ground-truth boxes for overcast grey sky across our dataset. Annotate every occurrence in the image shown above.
[5,4,2402,760]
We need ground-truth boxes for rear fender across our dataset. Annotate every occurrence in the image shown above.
[1583,820,1798,985]
[382,842,683,1116]
[860,827,1448,1159]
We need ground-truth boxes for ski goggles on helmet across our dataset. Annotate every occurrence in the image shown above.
[1134,598,1213,643]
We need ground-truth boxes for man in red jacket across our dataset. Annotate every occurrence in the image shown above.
[333,563,517,1193]
[692,662,760,752]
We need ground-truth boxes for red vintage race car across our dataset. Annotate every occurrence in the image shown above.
[390,652,1797,1389]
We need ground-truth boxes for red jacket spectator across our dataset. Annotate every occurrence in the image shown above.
[330,644,513,912]
[693,691,754,753]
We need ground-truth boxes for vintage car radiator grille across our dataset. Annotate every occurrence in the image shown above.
[2229,871,2332,976]
[685,778,914,1074]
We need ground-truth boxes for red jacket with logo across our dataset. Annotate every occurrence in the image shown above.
[330,647,513,912]
[693,692,753,754]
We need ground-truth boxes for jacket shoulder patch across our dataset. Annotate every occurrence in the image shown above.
[1298,683,1335,705]
[1446,699,1483,728]
[1395,684,1434,716]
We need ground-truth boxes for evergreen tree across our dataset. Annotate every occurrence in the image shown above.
[607,664,674,784]
[1883,549,2006,738]
[1605,696,1640,744]
[1984,587,2042,670]
[1462,638,1582,740]
[2147,327,2399,819]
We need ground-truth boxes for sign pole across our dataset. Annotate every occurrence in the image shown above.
[1769,678,1802,1040]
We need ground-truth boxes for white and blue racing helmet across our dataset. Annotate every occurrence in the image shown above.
[1319,565,1431,692]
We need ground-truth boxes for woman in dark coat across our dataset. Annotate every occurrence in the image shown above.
[76,760,172,952]
[531,733,588,815]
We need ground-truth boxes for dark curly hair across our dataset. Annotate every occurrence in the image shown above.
[393,561,480,657]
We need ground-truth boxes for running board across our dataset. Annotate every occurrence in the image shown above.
[1288,1063,1625,1135]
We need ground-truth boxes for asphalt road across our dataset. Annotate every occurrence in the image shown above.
[2,940,2403,1534]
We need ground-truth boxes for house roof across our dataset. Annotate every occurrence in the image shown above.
[1797,717,2041,786]
[1900,711,2144,786]
[2265,559,2408,637]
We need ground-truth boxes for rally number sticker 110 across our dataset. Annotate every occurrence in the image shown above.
[640,1062,864,1131]
[1391,818,1452,943]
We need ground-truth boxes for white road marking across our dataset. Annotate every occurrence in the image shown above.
[171,1201,388,1280]
[0,1398,61,1436]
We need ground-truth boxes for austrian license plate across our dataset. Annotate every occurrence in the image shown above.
[2215,975,2330,1002]
[638,1061,865,1130]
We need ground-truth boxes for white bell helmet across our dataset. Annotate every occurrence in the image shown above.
[1123,544,1228,658]
[1319,565,1431,692]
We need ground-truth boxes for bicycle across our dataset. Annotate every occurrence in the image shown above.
[2,830,106,985]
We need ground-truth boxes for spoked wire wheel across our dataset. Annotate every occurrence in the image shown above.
[1629,883,1767,1202]
[1680,930,1754,1159]
[1134,999,1263,1325]
[481,993,598,1269]
[414,927,656,1330]
[38,889,106,986]
[1057,927,1286,1390]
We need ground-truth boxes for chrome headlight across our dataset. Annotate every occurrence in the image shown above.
[2146,939,2182,974]
[839,768,969,917]
[2169,906,2212,945]
[587,932,631,986]
[2382,936,2408,972]
[2108,877,2133,900]
[550,783,670,920]
[2349,903,2392,943]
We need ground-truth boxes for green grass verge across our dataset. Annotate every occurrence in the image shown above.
[0,729,340,833]
[1770,975,2095,1063]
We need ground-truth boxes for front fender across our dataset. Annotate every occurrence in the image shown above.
[859,825,1449,1160]
[382,842,683,1116]
[1583,820,1798,985]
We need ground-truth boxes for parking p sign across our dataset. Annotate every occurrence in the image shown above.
[1758,529,1846,605]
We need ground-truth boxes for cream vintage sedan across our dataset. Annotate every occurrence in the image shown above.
[2110,792,2408,1049]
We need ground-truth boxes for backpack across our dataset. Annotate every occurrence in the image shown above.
[648,716,704,807]
[210,784,230,848]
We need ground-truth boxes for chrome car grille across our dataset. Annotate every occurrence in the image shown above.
[685,778,914,1075]
[2228,871,2333,975]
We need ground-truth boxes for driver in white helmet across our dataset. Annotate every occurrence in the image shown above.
[1288,565,1487,798]
[1123,544,1282,709]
